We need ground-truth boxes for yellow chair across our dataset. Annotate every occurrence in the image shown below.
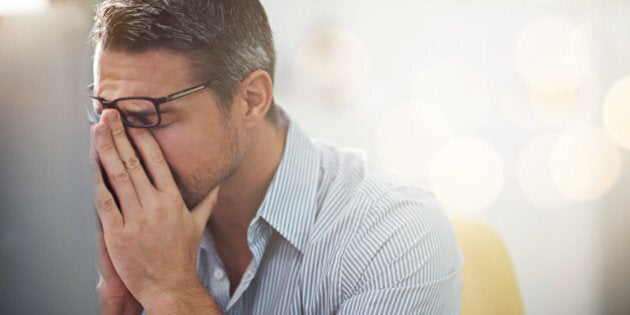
[450,216,524,315]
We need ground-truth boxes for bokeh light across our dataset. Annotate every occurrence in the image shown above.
[550,126,622,201]
[603,76,630,150]
[528,73,601,128]
[293,27,370,104]
[516,17,590,94]
[517,134,572,209]
[413,60,490,135]
[374,103,451,181]
[429,139,504,213]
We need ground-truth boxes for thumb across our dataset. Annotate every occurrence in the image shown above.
[190,185,220,232]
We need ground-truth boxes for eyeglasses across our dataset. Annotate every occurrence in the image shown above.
[87,80,219,128]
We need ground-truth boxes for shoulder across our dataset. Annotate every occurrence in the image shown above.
[309,140,462,293]
[312,139,452,235]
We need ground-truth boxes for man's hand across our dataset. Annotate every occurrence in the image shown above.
[91,109,220,313]
[95,227,143,314]
[92,141,142,315]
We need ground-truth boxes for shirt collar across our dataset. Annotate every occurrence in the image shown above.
[255,116,320,253]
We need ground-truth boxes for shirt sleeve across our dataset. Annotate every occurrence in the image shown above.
[337,188,463,314]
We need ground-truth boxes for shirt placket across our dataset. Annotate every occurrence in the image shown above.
[197,230,231,310]
[225,216,273,310]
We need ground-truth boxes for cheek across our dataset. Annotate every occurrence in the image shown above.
[158,137,200,168]
[151,125,221,174]
[149,102,241,177]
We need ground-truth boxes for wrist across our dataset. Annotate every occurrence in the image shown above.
[97,281,142,315]
[141,280,220,314]
[98,290,142,315]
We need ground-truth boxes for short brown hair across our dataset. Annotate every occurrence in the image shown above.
[91,0,278,122]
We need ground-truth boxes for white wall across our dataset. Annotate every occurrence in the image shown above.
[262,0,630,314]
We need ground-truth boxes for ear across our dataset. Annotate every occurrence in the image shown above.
[237,69,273,128]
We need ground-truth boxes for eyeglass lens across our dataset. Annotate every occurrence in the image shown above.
[88,99,159,127]
[116,99,158,126]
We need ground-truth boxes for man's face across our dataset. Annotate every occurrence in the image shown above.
[93,49,243,208]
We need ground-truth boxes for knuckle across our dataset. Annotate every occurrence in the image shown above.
[111,125,125,136]
[149,154,165,163]
[100,142,116,152]
[147,200,162,212]
[113,233,131,248]
[96,197,116,211]
[134,214,149,228]
[147,200,167,217]
[112,171,130,183]
[166,191,182,202]
[90,165,104,185]
[122,156,141,171]
[92,174,104,185]
[152,210,167,221]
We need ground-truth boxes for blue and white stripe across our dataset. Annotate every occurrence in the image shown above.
[197,111,463,314]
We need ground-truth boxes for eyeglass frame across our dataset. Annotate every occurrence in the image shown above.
[87,80,221,128]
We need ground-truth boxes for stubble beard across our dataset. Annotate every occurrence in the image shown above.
[175,159,238,210]
[174,127,242,210]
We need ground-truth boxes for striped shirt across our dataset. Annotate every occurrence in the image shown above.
[196,114,463,314]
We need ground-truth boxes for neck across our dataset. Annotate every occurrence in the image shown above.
[209,119,288,232]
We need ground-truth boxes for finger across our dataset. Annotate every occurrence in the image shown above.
[90,129,124,231]
[90,134,105,187]
[95,225,109,268]
[126,127,178,192]
[101,110,154,198]
[191,185,220,233]
[94,228,120,288]
[93,121,142,217]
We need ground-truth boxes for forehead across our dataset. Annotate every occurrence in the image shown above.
[94,49,195,93]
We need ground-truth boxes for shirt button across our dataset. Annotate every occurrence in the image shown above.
[213,268,225,280]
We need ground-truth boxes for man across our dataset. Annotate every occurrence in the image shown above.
[89,0,463,314]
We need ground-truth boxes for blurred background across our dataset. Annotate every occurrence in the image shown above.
[260,1,630,314]
[0,0,95,313]
[2,0,628,314]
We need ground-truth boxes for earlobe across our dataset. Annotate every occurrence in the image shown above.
[241,70,273,127]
